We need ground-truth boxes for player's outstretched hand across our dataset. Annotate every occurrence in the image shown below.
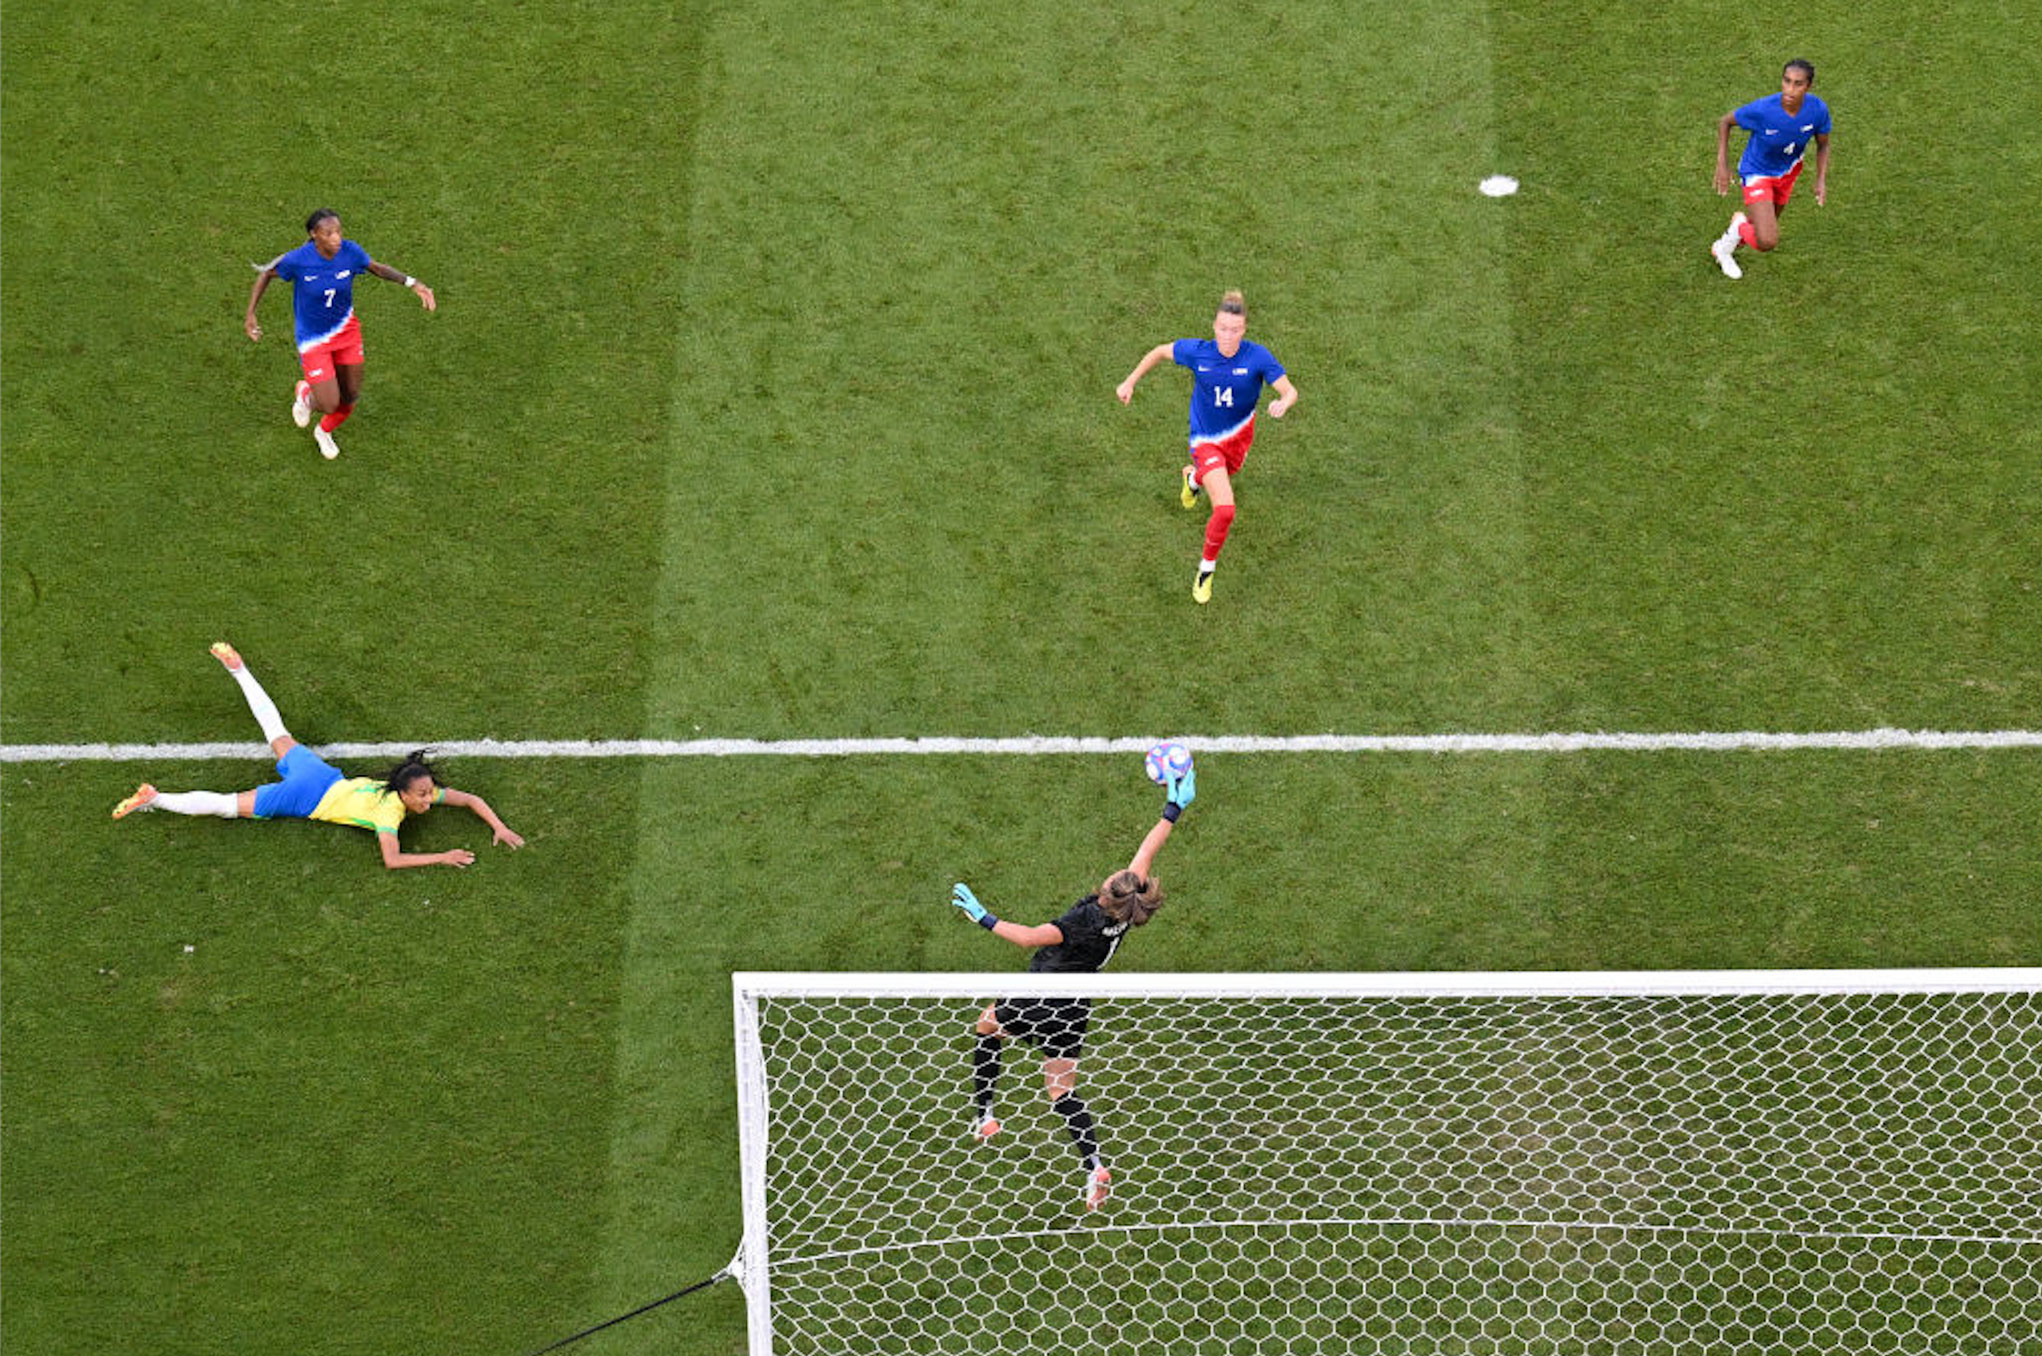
[951,882,991,925]
[1166,767,1196,813]
[1115,378,1136,406]
[494,826,525,849]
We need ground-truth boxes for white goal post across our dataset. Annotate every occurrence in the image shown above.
[731,970,2042,1355]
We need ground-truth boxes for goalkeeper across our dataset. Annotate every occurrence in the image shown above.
[948,766,1195,1210]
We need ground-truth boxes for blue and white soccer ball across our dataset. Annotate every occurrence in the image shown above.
[1144,741,1194,785]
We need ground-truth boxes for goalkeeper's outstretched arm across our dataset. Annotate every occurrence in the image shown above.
[949,770,1195,945]
[1129,766,1194,877]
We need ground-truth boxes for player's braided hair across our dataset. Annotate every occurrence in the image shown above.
[1784,58,1815,86]
[305,207,340,235]
[1099,870,1165,927]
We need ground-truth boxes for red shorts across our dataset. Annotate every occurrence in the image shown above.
[298,315,364,384]
[1741,160,1804,209]
[1190,419,1256,484]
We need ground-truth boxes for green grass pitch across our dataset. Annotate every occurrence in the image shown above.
[3,0,2038,1352]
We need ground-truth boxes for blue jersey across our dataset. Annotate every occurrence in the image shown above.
[1734,93,1831,180]
[1171,338,1285,445]
[271,238,374,348]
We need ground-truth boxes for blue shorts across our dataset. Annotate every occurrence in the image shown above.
[251,745,345,819]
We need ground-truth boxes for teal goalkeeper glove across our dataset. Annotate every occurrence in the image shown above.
[1163,767,1196,821]
[951,883,998,930]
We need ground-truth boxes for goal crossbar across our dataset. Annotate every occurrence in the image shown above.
[734,967,2042,999]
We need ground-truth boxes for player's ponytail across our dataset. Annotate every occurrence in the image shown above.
[1100,870,1165,927]
[1217,289,1246,318]
[383,748,440,796]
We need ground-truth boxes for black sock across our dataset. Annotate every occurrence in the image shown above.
[972,1036,1003,1115]
[1052,1093,1101,1165]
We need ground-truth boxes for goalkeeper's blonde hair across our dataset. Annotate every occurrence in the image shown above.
[1099,870,1164,927]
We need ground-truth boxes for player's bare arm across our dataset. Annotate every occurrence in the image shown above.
[1813,132,1831,205]
[1713,112,1740,194]
[1116,343,1175,403]
[1267,374,1299,419]
[366,260,436,311]
[991,921,1065,949]
[441,787,525,848]
[244,264,279,340]
[378,832,476,870]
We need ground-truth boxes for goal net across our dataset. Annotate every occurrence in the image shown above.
[730,970,2041,1355]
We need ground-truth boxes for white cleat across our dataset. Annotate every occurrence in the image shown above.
[291,381,313,428]
[1711,236,1742,280]
[1083,1164,1112,1211]
[313,427,340,460]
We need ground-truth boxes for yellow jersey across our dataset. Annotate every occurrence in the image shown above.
[308,778,443,835]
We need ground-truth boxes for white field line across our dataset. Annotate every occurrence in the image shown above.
[4,729,2040,764]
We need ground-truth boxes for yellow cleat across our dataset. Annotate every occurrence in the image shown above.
[209,641,244,670]
[1192,569,1214,605]
[1180,466,1201,509]
[112,783,158,819]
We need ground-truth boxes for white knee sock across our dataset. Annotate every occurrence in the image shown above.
[227,665,291,745]
[152,790,240,818]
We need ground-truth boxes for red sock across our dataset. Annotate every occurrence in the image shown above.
[1737,220,1758,250]
[319,403,355,433]
[1202,503,1236,564]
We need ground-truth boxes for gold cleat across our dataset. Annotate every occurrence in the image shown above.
[112,783,158,819]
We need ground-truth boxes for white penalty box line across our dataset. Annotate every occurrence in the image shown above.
[4,728,2041,763]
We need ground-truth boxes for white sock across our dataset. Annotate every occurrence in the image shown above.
[227,664,291,745]
[152,790,239,818]
[1198,558,1217,574]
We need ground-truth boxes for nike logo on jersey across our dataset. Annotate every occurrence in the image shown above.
[1196,365,1212,372]
[1800,125,1815,132]
[336,270,351,279]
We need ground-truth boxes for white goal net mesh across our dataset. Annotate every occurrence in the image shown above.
[731,972,2041,1355]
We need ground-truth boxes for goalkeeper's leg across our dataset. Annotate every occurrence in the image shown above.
[971,1006,1005,1140]
[1045,1058,1109,1208]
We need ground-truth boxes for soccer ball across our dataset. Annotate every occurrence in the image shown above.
[1144,741,1194,785]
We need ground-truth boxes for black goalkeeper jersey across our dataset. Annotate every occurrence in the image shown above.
[1026,895,1130,974]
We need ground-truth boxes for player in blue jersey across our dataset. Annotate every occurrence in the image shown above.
[244,210,436,458]
[1710,60,1832,279]
[949,767,1195,1210]
[1117,290,1299,604]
